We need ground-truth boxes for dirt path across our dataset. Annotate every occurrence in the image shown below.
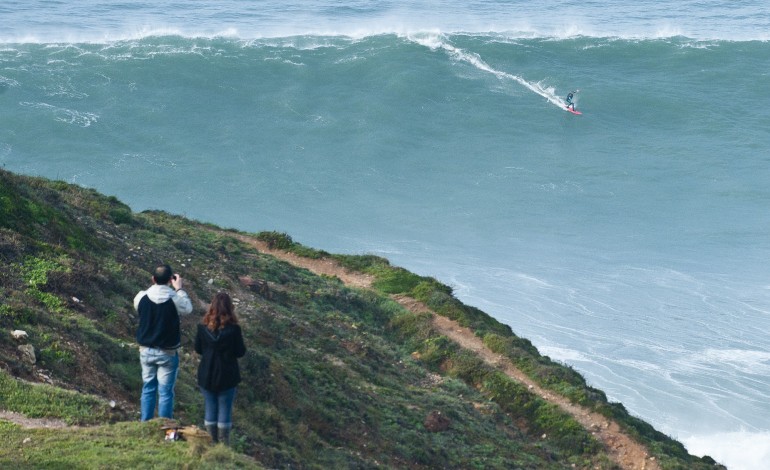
[245,236,660,470]
[0,410,71,429]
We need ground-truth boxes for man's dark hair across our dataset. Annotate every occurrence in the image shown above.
[153,264,174,285]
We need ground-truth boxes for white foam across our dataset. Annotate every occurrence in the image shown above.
[681,349,770,375]
[682,431,770,470]
[19,102,98,128]
[2,24,766,46]
[406,33,569,111]
[538,344,590,363]
[514,273,552,288]
[613,358,663,373]
[0,76,21,88]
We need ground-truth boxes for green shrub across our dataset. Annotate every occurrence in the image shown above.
[333,253,390,272]
[445,350,487,385]
[109,206,133,225]
[411,279,452,301]
[533,403,601,455]
[389,310,434,345]
[27,288,68,315]
[20,256,70,288]
[256,231,295,250]
[255,231,329,259]
[419,336,453,367]
[372,267,423,294]
[0,303,36,325]
[483,332,539,358]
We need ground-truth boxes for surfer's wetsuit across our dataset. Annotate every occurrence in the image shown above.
[566,92,575,109]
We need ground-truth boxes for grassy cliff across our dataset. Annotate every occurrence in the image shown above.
[0,169,723,469]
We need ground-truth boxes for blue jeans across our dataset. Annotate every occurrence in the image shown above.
[140,348,179,421]
[201,387,237,428]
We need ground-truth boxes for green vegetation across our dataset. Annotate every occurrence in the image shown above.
[0,370,111,425]
[0,420,258,469]
[0,169,723,469]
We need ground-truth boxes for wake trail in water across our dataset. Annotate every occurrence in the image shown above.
[407,33,567,111]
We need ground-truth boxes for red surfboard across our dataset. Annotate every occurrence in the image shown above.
[566,107,582,115]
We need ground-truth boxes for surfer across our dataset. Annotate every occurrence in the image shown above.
[565,90,578,110]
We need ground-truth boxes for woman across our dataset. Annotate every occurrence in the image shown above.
[194,292,246,445]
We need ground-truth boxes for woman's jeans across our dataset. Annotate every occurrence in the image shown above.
[140,348,179,421]
[201,387,237,428]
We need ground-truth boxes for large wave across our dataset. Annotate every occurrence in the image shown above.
[3,0,770,44]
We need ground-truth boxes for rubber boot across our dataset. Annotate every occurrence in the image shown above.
[218,427,231,446]
[206,424,218,444]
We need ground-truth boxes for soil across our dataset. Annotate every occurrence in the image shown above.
[0,410,71,429]
[243,235,660,470]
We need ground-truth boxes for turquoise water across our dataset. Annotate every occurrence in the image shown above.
[2,2,770,468]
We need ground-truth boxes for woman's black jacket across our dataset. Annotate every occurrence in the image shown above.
[194,324,246,392]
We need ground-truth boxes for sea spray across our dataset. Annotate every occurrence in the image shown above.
[406,33,568,109]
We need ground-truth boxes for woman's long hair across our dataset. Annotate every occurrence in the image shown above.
[202,292,238,331]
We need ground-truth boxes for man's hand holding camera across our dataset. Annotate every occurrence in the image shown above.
[171,274,184,292]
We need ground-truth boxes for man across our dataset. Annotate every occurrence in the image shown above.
[566,90,578,110]
[134,264,193,421]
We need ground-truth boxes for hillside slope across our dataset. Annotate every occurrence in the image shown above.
[0,169,723,469]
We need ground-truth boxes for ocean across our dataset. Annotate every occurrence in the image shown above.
[2,2,770,468]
